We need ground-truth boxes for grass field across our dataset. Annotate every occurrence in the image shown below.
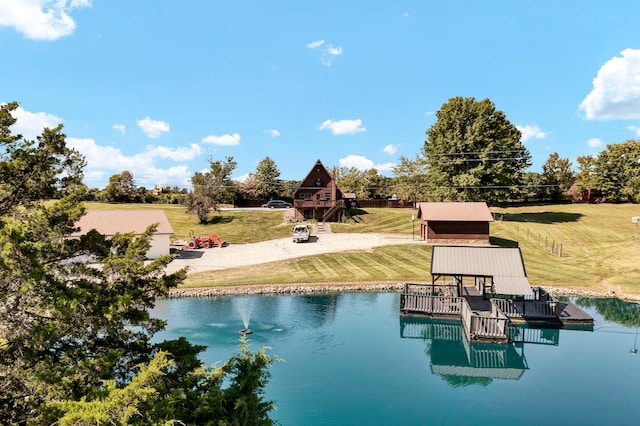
[83,202,640,296]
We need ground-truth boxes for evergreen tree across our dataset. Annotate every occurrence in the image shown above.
[0,103,277,424]
[255,156,281,200]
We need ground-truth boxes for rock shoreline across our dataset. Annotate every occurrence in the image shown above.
[166,282,640,302]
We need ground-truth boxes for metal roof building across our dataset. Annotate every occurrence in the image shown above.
[430,246,534,297]
[417,202,493,243]
[72,210,174,259]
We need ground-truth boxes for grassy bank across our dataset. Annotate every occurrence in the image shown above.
[184,204,640,296]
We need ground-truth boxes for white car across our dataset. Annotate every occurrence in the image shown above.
[292,224,310,243]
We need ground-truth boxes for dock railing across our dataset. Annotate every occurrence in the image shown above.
[492,299,558,320]
[401,283,510,342]
[461,300,509,342]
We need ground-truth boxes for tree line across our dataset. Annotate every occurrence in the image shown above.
[90,97,640,215]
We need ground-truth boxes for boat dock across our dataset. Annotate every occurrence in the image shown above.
[400,283,594,343]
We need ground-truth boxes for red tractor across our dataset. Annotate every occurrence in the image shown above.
[187,230,227,249]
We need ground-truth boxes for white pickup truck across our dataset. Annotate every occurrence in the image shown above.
[292,224,310,243]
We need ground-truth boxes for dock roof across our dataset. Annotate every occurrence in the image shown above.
[431,246,533,296]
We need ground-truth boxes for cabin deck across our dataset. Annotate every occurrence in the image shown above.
[399,283,594,343]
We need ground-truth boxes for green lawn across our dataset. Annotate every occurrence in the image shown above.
[83,202,640,296]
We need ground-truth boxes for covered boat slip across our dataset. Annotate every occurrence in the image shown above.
[399,246,594,343]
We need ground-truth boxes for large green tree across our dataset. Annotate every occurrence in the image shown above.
[423,97,531,203]
[541,152,574,201]
[392,154,429,207]
[104,170,137,202]
[255,156,282,200]
[184,156,237,223]
[592,140,640,203]
[0,104,277,424]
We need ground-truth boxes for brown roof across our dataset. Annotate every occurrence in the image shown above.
[71,210,174,237]
[430,246,533,296]
[417,202,494,222]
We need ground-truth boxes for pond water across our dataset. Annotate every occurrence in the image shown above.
[151,293,640,425]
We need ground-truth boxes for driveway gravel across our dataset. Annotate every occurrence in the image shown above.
[165,232,422,275]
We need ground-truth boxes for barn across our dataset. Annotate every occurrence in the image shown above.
[417,202,493,243]
[72,210,174,259]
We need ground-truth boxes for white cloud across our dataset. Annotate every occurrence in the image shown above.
[517,124,546,142]
[202,133,241,146]
[375,162,396,172]
[587,138,604,148]
[67,137,195,187]
[307,39,343,66]
[382,144,399,155]
[339,155,374,170]
[112,123,125,134]
[628,125,640,137]
[234,173,251,183]
[9,106,63,139]
[0,0,91,41]
[137,117,170,138]
[579,48,640,120]
[318,119,365,135]
[338,155,395,172]
[264,129,280,138]
[144,143,202,161]
[306,40,325,49]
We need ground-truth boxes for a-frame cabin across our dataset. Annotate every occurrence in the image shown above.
[293,159,347,222]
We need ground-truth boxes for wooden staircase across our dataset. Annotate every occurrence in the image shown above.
[322,199,346,222]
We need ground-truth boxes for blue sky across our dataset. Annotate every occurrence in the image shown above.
[2,1,640,189]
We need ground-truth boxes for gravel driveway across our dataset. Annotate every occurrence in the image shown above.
[165,232,422,275]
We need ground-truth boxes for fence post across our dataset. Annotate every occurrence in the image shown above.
[559,243,563,257]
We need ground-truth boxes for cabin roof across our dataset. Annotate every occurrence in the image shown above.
[417,202,494,222]
[71,210,174,237]
[431,246,533,296]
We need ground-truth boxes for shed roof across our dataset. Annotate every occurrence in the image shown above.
[431,246,533,296]
[71,210,174,237]
[417,202,494,222]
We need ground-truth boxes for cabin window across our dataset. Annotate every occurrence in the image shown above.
[315,178,323,187]
[325,192,331,200]
[304,193,311,200]
[316,193,321,200]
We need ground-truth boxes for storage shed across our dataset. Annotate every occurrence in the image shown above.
[417,202,493,243]
[71,210,174,259]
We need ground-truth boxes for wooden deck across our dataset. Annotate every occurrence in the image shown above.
[400,283,594,343]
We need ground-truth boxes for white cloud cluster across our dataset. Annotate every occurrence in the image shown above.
[67,137,196,187]
[579,48,640,120]
[516,124,546,142]
[113,123,126,134]
[318,119,365,135]
[264,129,280,138]
[587,138,604,148]
[202,133,241,146]
[339,155,395,172]
[137,117,170,139]
[9,105,63,139]
[0,0,91,41]
[627,125,640,137]
[307,39,343,66]
[382,144,399,155]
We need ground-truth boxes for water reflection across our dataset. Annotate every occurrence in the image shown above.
[399,317,566,387]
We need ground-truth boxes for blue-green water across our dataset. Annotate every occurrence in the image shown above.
[151,293,640,425]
